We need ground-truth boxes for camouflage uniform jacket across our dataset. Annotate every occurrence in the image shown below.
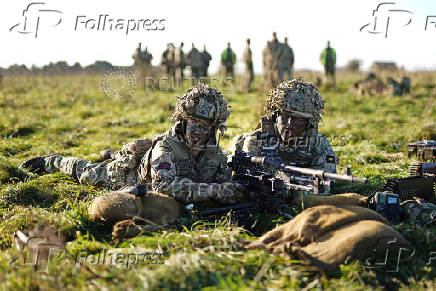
[263,40,283,70]
[138,121,232,204]
[231,117,338,173]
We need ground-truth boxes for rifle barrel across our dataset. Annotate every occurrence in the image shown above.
[281,164,368,183]
[250,156,368,184]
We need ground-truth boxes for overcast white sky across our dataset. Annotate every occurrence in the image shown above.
[1,0,436,73]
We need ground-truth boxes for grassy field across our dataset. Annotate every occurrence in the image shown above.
[0,72,435,290]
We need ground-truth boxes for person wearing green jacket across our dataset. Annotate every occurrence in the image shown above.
[320,41,336,87]
[221,42,236,80]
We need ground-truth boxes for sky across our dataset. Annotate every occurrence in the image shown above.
[1,0,436,73]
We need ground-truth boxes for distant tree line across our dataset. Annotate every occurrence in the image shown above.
[0,61,130,76]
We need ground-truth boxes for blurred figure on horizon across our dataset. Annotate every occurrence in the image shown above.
[263,32,282,91]
[161,43,176,83]
[242,38,254,92]
[320,41,336,87]
[278,37,294,82]
[132,43,153,89]
[221,42,236,82]
[187,43,203,80]
[174,42,186,85]
[201,45,212,77]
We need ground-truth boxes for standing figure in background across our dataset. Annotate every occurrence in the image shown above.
[221,42,236,81]
[320,41,336,87]
[174,42,185,85]
[263,32,283,91]
[242,38,254,92]
[161,43,176,83]
[187,43,203,80]
[278,37,294,82]
[201,45,212,77]
[142,47,153,84]
[132,43,153,89]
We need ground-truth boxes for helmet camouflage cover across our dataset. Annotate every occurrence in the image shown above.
[172,84,230,131]
[264,79,325,127]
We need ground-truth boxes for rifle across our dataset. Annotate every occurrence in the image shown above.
[188,147,368,221]
[229,150,368,195]
[191,150,303,219]
[186,150,299,219]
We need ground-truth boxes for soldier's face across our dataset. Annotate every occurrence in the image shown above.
[277,113,309,139]
[185,119,213,148]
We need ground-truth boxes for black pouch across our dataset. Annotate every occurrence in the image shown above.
[368,191,401,224]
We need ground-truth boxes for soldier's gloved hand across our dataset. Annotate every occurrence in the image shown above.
[209,182,246,204]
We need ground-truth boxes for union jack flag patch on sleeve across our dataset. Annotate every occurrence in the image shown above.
[158,162,171,170]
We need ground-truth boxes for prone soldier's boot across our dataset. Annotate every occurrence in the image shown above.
[19,157,47,174]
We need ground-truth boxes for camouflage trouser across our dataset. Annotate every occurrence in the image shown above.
[224,65,234,79]
[134,66,152,90]
[175,66,184,86]
[278,67,291,82]
[324,66,336,87]
[264,69,279,90]
[202,66,209,77]
[44,155,139,190]
[191,66,201,78]
[242,65,254,92]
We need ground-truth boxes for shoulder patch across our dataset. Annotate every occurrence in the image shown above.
[158,162,171,170]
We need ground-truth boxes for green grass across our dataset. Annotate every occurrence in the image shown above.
[0,72,435,289]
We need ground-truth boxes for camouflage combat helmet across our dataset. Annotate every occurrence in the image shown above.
[264,79,325,127]
[172,84,230,131]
